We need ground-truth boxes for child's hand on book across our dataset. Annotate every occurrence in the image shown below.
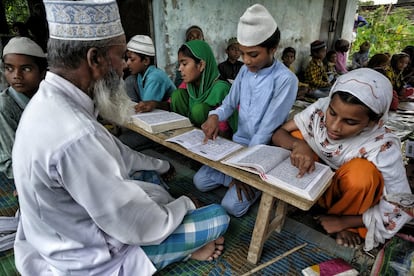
[290,141,316,177]
[229,179,256,202]
[135,101,157,113]
[201,115,219,143]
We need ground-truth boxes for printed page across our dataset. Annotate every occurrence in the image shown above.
[266,159,331,199]
[224,145,290,174]
[166,129,243,161]
[132,110,188,125]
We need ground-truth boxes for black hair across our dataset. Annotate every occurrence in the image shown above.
[282,47,296,58]
[390,52,410,72]
[332,91,381,122]
[326,50,337,62]
[136,53,155,65]
[178,44,201,64]
[258,28,280,50]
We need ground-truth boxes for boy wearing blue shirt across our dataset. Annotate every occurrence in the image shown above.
[197,4,298,217]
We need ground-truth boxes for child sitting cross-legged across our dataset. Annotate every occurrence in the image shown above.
[272,68,413,250]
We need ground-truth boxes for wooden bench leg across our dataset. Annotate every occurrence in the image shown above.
[247,192,275,264]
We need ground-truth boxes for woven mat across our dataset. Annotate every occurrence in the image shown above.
[0,173,18,275]
[156,174,355,276]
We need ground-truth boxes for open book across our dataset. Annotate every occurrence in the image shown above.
[165,129,243,161]
[221,145,334,201]
[130,109,192,133]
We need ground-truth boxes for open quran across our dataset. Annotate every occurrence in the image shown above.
[221,144,334,201]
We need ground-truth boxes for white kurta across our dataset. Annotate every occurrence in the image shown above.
[12,72,195,275]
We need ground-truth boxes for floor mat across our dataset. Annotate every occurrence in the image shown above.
[156,173,355,275]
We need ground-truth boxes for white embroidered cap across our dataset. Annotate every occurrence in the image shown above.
[237,4,277,47]
[2,37,46,58]
[330,68,393,115]
[127,35,155,56]
[43,0,124,41]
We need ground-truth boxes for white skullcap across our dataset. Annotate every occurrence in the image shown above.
[43,0,124,41]
[237,4,277,47]
[2,37,45,58]
[127,35,155,56]
[330,68,393,115]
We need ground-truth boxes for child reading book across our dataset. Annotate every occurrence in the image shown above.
[272,68,412,250]
[196,4,298,217]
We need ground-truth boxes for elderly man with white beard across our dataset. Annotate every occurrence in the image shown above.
[12,1,229,275]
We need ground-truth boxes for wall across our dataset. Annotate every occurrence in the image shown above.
[152,0,356,79]
[152,0,325,79]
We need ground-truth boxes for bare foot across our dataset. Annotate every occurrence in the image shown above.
[190,237,225,261]
[335,230,362,248]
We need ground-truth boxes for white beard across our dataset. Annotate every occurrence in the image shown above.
[93,70,135,126]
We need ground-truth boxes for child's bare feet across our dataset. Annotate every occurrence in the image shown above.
[335,230,362,248]
[190,237,225,261]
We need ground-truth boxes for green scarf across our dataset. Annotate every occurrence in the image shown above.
[185,40,228,106]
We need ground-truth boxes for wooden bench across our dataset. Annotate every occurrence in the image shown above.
[126,124,331,264]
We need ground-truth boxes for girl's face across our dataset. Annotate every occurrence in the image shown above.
[178,52,204,85]
[396,56,409,72]
[325,94,375,140]
[282,52,295,66]
[3,53,45,98]
[238,45,276,73]
[126,51,147,75]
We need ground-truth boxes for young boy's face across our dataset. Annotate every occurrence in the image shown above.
[282,52,295,66]
[238,45,276,73]
[313,48,327,60]
[325,93,375,140]
[3,53,44,98]
[126,51,147,75]
[396,56,409,72]
[227,44,241,61]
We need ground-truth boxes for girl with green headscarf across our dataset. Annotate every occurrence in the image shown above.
[171,40,236,131]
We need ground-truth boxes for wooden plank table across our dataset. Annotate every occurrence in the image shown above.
[126,123,331,264]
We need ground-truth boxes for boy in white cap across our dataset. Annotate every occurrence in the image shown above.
[125,35,175,112]
[1,37,47,181]
[197,4,298,217]
[218,37,243,83]
[0,36,46,253]
[12,1,229,275]
[120,35,176,150]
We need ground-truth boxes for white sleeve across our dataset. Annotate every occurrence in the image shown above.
[55,133,195,245]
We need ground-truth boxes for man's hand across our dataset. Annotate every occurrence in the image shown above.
[290,140,316,177]
[201,115,219,143]
[161,163,176,182]
[229,179,256,202]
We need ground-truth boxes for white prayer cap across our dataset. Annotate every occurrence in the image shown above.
[330,68,392,115]
[127,35,155,56]
[43,0,124,41]
[237,4,277,47]
[2,37,46,58]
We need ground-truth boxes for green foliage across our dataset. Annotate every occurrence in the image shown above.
[351,6,414,59]
[4,0,29,28]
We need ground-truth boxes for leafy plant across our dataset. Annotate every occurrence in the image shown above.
[4,0,29,29]
[351,5,414,59]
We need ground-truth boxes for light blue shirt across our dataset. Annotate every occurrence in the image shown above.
[210,60,298,146]
[137,65,176,101]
